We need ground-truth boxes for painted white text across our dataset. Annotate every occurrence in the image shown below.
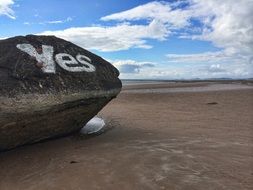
[16,43,96,73]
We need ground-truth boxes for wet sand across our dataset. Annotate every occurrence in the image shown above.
[0,82,253,190]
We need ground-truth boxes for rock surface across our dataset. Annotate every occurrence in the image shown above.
[0,35,121,150]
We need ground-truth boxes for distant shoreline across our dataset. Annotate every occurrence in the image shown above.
[121,81,253,94]
[121,78,253,86]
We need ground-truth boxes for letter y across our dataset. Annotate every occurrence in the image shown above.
[16,44,55,73]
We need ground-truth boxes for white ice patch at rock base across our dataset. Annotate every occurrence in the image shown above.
[80,116,105,134]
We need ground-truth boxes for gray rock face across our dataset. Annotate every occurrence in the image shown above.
[0,35,121,150]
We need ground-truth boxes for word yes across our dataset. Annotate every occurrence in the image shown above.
[16,44,96,73]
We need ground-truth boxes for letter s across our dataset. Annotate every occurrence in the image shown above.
[76,54,96,72]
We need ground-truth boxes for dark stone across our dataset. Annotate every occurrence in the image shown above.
[0,35,121,150]
[70,161,78,164]
[207,102,218,105]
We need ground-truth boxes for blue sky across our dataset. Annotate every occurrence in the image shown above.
[0,0,252,79]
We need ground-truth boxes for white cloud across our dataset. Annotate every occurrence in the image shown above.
[38,2,179,52]
[200,62,253,78]
[189,0,253,55]
[101,1,191,28]
[39,17,72,25]
[110,62,195,79]
[24,17,73,25]
[0,0,15,19]
[165,0,253,78]
[112,59,155,74]
[167,51,228,63]
[207,64,225,73]
[166,49,249,64]
[42,20,64,24]
[39,20,169,51]
[166,49,252,79]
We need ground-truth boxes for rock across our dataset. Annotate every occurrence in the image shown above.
[207,102,218,105]
[80,116,106,135]
[0,35,121,150]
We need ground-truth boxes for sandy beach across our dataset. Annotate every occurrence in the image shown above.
[0,81,252,190]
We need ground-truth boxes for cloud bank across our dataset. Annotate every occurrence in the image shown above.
[112,60,155,74]
[24,17,73,25]
[40,19,169,52]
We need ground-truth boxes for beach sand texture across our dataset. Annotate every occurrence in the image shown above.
[0,82,252,190]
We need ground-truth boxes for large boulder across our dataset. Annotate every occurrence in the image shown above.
[0,35,121,150]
